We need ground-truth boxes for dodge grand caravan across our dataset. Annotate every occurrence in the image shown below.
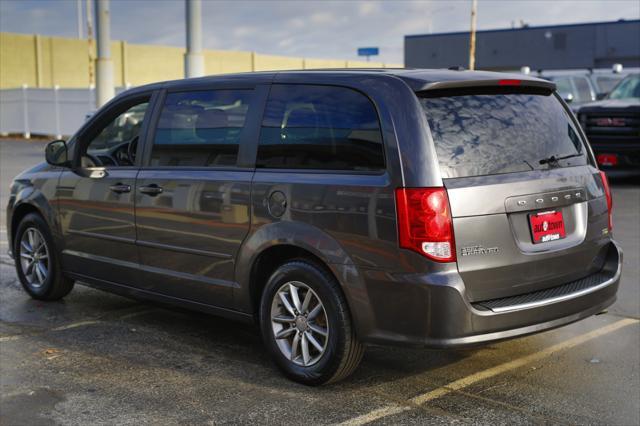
[7,69,622,385]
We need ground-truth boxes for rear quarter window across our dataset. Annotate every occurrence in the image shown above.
[420,92,589,178]
[257,84,385,171]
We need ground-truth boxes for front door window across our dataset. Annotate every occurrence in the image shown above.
[81,100,149,168]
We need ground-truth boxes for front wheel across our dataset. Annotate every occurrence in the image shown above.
[259,260,364,385]
[14,213,74,300]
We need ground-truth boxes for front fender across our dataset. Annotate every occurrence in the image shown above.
[234,220,377,338]
[8,168,62,253]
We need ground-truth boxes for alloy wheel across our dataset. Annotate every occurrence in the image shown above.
[18,227,50,288]
[270,281,329,367]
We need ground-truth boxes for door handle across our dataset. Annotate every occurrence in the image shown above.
[109,183,131,194]
[139,184,164,196]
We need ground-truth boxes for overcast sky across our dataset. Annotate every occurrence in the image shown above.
[1,0,639,64]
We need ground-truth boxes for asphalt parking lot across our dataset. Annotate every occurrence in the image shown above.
[1,139,638,425]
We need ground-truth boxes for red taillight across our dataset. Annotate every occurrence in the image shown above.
[395,187,456,262]
[498,79,522,86]
[599,170,613,232]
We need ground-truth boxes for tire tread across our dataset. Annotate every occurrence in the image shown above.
[260,258,364,385]
[14,213,74,301]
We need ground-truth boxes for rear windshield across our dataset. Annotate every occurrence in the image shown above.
[419,92,589,178]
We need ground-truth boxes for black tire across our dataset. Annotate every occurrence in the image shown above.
[13,213,74,301]
[259,260,364,385]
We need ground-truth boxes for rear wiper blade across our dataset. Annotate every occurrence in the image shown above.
[539,153,583,165]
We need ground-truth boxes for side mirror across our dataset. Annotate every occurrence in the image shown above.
[560,92,574,103]
[45,140,70,167]
[596,92,607,100]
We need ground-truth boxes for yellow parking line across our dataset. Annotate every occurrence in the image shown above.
[339,318,639,426]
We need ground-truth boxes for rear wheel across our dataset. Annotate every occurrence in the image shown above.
[260,260,364,385]
[14,213,74,300]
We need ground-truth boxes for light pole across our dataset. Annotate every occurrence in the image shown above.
[94,0,114,107]
[76,0,83,38]
[185,0,204,78]
[468,0,478,70]
[87,0,94,87]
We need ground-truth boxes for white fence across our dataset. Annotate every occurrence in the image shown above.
[0,86,128,138]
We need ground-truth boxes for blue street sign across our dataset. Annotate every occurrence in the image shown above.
[357,47,379,57]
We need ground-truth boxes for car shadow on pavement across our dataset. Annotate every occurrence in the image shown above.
[9,284,478,393]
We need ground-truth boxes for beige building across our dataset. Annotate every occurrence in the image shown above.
[0,32,401,89]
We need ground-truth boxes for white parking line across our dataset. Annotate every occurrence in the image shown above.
[0,309,158,342]
[51,320,102,332]
[339,318,639,426]
[0,321,103,343]
[0,334,25,343]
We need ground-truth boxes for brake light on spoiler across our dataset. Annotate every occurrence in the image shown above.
[498,79,522,86]
[395,188,456,262]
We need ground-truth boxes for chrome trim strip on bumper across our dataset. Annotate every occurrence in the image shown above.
[487,260,622,314]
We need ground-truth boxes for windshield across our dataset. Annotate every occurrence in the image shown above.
[607,75,640,100]
[420,92,588,178]
[595,75,623,94]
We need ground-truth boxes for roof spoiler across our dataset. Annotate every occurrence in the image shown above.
[416,78,556,93]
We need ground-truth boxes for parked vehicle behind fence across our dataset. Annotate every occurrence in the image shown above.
[7,69,621,385]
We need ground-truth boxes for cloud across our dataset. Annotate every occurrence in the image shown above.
[309,12,337,25]
[233,26,257,38]
[278,37,295,49]
[1,0,638,65]
[358,1,381,17]
[287,17,306,29]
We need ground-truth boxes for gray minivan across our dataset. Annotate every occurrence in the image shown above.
[6,69,621,385]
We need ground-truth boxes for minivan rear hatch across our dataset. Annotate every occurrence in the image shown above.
[418,80,611,302]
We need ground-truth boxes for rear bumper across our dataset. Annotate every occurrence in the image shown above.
[355,241,622,348]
